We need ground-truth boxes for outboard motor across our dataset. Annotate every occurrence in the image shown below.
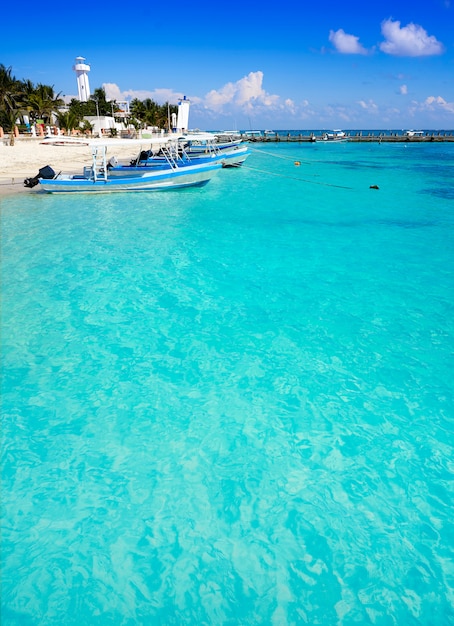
[24,165,56,188]
[107,156,118,170]
[130,150,151,166]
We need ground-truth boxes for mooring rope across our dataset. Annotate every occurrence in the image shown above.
[242,165,354,189]
[250,147,313,164]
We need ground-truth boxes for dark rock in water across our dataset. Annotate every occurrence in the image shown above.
[370,184,379,190]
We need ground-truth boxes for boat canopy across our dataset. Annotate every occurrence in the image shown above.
[40,135,178,149]
[177,132,218,143]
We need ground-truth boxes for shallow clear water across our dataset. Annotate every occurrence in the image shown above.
[1,142,454,625]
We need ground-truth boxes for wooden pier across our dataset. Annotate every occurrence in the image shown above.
[240,132,454,143]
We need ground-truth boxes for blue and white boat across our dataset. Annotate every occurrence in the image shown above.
[185,133,250,167]
[33,138,222,194]
[404,130,424,138]
[127,133,250,169]
[321,129,349,142]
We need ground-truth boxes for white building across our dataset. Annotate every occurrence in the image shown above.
[177,96,190,132]
[84,116,116,136]
[73,56,91,102]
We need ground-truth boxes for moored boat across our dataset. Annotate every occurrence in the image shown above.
[179,133,250,167]
[126,133,250,169]
[27,137,222,194]
[322,129,349,142]
[404,130,424,138]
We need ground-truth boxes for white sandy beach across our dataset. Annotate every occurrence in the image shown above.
[0,138,145,197]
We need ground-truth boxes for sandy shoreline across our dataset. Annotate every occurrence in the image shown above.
[0,138,146,197]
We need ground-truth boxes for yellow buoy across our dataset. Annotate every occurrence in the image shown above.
[294,161,301,166]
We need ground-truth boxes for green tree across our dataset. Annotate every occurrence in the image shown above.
[68,97,91,119]
[26,83,64,124]
[129,97,176,130]
[0,64,25,144]
[159,102,174,131]
[130,98,145,119]
[0,65,22,113]
[3,108,22,145]
[90,87,112,116]
[55,110,80,136]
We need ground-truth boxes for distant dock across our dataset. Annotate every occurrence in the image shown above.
[240,132,454,143]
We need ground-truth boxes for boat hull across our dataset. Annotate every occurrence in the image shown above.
[322,130,349,142]
[220,146,250,167]
[39,162,222,194]
[189,144,250,167]
[134,145,250,169]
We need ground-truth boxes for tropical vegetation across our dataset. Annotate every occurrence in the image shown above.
[0,64,178,144]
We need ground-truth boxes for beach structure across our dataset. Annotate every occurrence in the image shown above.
[84,115,116,137]
[73,57,91,102]
[176,96,190,133]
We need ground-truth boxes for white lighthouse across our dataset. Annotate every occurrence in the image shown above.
[73,56,91,102]
[177,96,190,132]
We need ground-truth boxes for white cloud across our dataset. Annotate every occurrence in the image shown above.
[379,19,444,57]
[297,99,317,120]
[285,98,297,115]
[103,83,191,105]
[99,72,454,129]
[204,82,236,109]
[358,99,379,113]
[407,95,454,120]
[204,71,280,112]
[235,72,265,106]
[422,95,454,114]
[322,105,352,123]
[329,29,368,54]
[103,83,123,101]
[100,73,291,126]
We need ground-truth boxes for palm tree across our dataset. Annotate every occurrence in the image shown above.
[130,98,145,119]
[1,67,66,143]
[26,83,64,125]
[55,110,80,136]
[3,108,22,145]
[90,87,111,116]
[129,97,177,130]
[159,102,174,131]
[0,65,26,145]
[0,65,22,112]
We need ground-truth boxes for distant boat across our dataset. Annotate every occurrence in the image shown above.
[27,138,222,194]
[243,130,263,140]
[215,131,242,143]
[404,130,424,138]
[322,130,348,142]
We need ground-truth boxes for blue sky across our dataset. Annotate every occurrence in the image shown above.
[1,0,453,129]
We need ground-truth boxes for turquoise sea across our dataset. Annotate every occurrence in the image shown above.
[1,140,453,625]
